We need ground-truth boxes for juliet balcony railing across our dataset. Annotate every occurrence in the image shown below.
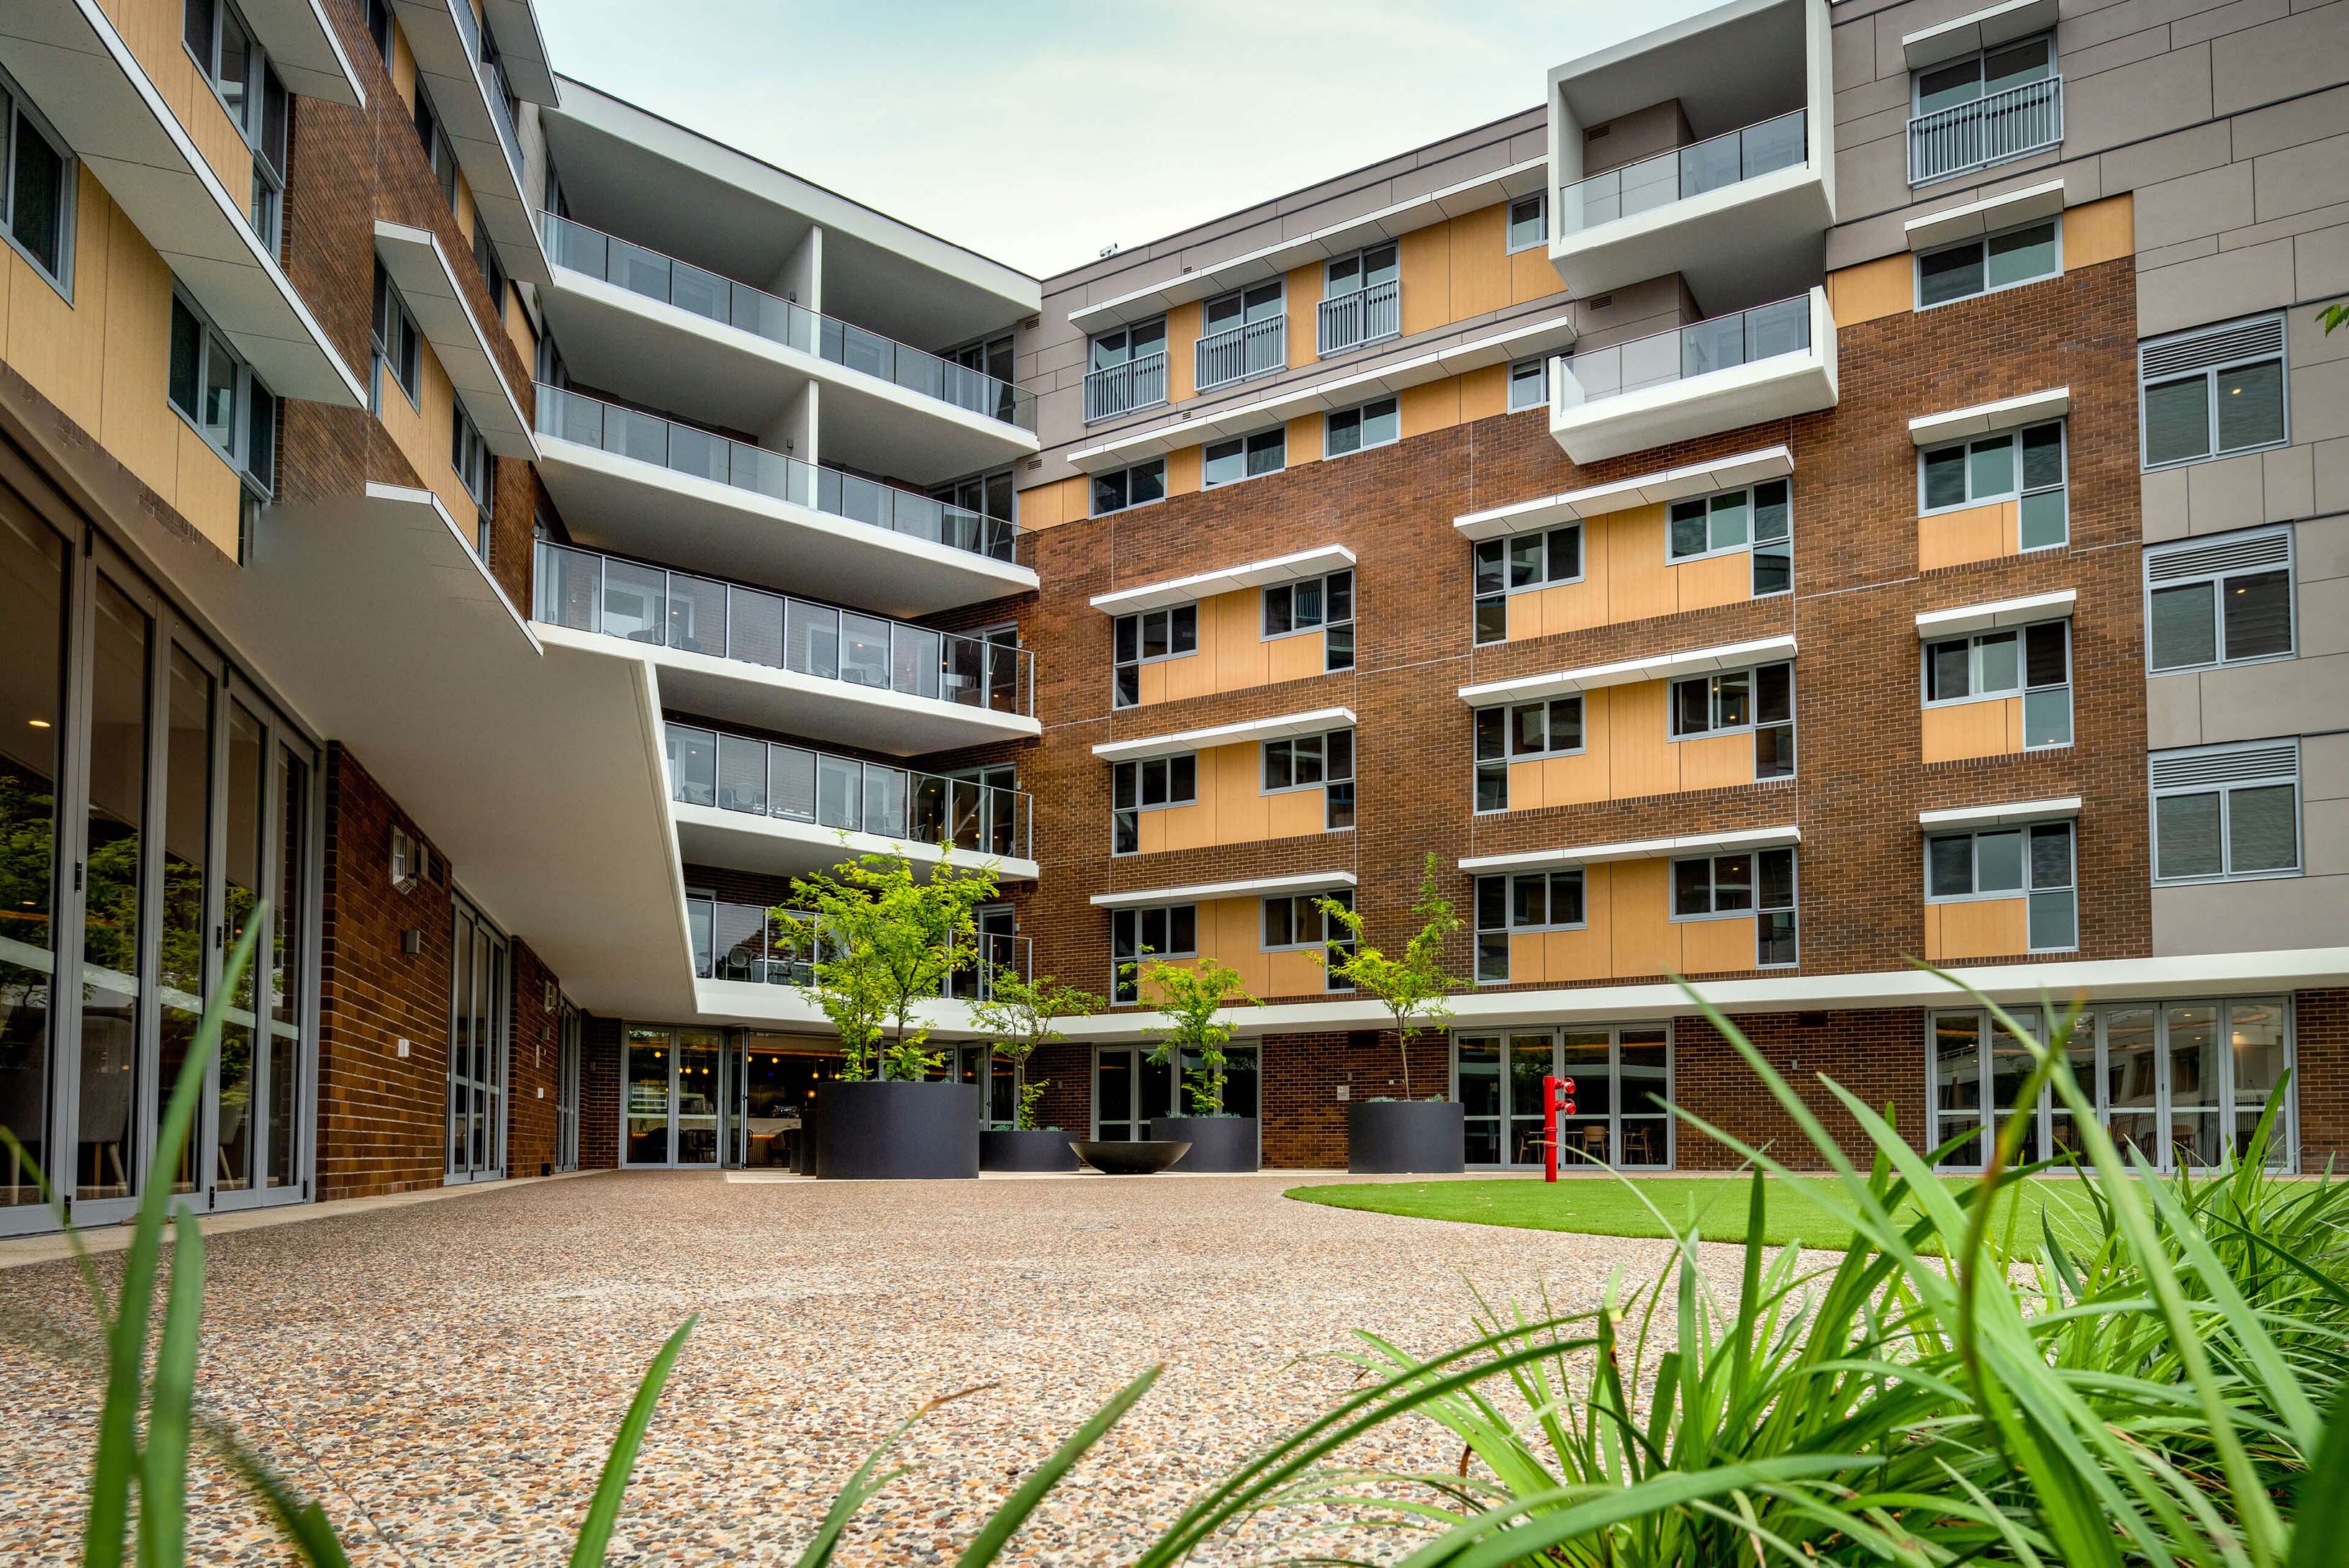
[1316,278,1400,357]
[1083,351,1168,423]
[664,720,1031,862]
[1907,78,2063,186]
[691,896,1031,998]
[1195,315,1286,393]
[534,540,1035,716]
[535,386,1023,564]
[540,212,1035,430]
[1553,294,1813,406]
[1559,109,1807,236]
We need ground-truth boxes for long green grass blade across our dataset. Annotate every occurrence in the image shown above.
[954,1366,1159,1567]
[569,1315,697,1568]
[136,1210,205,1568]
[2287,1383,2349,1568]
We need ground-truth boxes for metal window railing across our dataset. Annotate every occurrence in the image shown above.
[1083,351,1168,422]
[534,386,1023,564]
[1553,294,1812,408]
[540,212,1035,430]
[1316,279,1400,357]
[1195,314,1286,392]
[664,721,1031,862]
[1559,109,1807,237]
[692,896,1031,999]
[534,539,1035,717]
[1908,78,2063,186]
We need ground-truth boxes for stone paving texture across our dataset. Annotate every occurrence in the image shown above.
[0,1170,1742,1565]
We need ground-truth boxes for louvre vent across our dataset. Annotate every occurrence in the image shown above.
[2140,315,2285,380]
[2150,742,2298,792]
[2147,530,2291,581]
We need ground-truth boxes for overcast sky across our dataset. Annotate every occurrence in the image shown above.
[539,0,1726,280]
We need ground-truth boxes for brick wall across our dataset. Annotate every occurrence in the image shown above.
[579,1013,623,1170]
[2296,988,2346,1169]
[507,939,562,1177]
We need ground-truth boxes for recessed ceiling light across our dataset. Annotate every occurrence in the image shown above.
[27,718,50,728]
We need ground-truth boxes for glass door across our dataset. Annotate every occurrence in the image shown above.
[446,895,508,1183]
[1453,1026,1675,1170]
[623,1024,727,1168]
[1090,1044,1259,1139]
[624,1026,671,1165]
[673,1028,722,1166]
[555,1000,580,1172]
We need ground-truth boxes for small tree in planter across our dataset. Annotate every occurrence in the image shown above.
[969,973,1104,1171]
[1316,854,1471,1174]
[1133,956,1262,1171]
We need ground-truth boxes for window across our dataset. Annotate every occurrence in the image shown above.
[1321,244,1400,355]
[1198,281,1284,389]
[1916,218,2058,308]
[1085,318,1167,420]
[473,222,510,317]
[1922,620,2070,748]
[453,407,492,559]
[1110,753,1197,856]
[1091,457,1166,517]
[1473,869,1588,983]
[1472,696,1584,812]
[371,263,422,412]
[1203,427,1284,487]
[1263,889,1354,991]
[1670,847,1798,966]
[2151,740,2300,884]
[1472,525,1582,645]
[1926,820,2078,951]
[1920,420,2066,549]
[1508,357,1547,412]
[1668,661,1796,778]
[412,81,459,214]
[1262,568,1354,672]
[2140,315,2287,470]
[1111,603,1195,708]
[168,288,276,498]
[1507,194,1547,253]
[1263,729,1354,830]
[1111,904,1197,1001]
[1667,478,1791,594]
[1325,396,1398,457]
[2145,527,2294,673]
[0,69,73,291]
[1910,32,2058,183]
[185,0,288,254]
[363,0,392,61]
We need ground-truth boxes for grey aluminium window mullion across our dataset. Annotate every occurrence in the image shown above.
[45,526,97,1223]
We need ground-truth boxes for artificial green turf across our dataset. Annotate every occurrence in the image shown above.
[1285,1174,2105,1253]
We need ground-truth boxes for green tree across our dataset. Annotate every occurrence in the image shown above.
[1134,956,1257,1115]
[1315,853,1463,1101]
[968,972,1105,1129]
[777,851,1000,1081]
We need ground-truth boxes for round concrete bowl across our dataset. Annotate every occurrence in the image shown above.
[1149,1115,1261,1172]
[1347,1099,1465,1174]
[813,1079,982,1179]
[980,1128,1081,1172]
[1071,1139,1192,1175]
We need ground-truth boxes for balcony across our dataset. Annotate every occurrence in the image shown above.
[1316,280,1400,358]
[1549,288,1836,464]
[533,540,1039,754]
[388,0,548,284]
[538,212,1037,481]
[665,722,1035,879]
[692,897,1031,1000]
[533,386,1033,616]
[1083,352,1168,423]
[1195,315,1285,394]
[1908,77,2063,186]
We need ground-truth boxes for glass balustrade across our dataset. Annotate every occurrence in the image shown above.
[691,897,1031,997]
[1559,110,1807,237]
[533,539,1034,716]
[1554,294,1813,407]
[540,212,1034,430]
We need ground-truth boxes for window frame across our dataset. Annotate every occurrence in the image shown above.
[1471,695,1586,815]
[1202,427,1285,489]
[2143,525,2296,674]
[1668,661,1796,752]
[1323,243,1398,298]
[1111,602,1198,709]
[1324,395,1399,458]
[1910,31,2056,116]
[1507,356,1547,412]
[184,0,288,255]
[1917,419,2068,552]
[371,262,423,414]
[168,283,276,500]
[1111,903,1198,1001]
[2150,740,2302,886]
[1668,847,1800,966]
[1090,456,1167,518]
[1262,568,1352,640]
[0,67,76,297]
[1914,216,2061,311]
[1919,618,2073,750]
[453,403,492,558]
[1665,478,1792,567]
[1472,524,1585,644]
[1506,194,1547,254]
[1923,820,2078,953]
[1261,887,1352,951]
[1110,752,1198,857]
[1472,869,1590,984]
[2137,314,2290,472]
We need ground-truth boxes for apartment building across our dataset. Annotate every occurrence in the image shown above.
[1,0,2343,1232]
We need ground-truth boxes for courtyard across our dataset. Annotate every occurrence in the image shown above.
[0,1169,1746,1566]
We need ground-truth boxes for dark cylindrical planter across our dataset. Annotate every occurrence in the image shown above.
[1348,1099,1465,1174]
[981,1128,1080,1172]
[1149,1115,1260,1172]
[814,1079,981,1179]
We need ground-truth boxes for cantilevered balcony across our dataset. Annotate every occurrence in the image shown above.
[533,386,1033,616]
[692,897,1031,1000]
[1549,288,1835,464]
[539,212,1037,481]
[389,0,550,284]
[533,540,1038,754]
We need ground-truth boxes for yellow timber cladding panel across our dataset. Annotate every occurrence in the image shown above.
[1149,897,1333,1001]
[1920,697,2029,763]
[100,0,257,199]
[1134,740,1328,854]
[1503,681,1755,810]
[1923,897,2029,962]
[1502,861,1757,984]
[1503,504,1755,640]
[1129,587,1326,707]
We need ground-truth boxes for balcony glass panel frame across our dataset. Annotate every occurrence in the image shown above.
[1554,294,1814,409]
[1557,109,1809,239]
[690,896,1031,997]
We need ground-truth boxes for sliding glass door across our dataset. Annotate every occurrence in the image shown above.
[446,896,509,1184]
[622,1024,725,1168]
[1090,1045,1260,1141]
[1454,1026,1673,1171]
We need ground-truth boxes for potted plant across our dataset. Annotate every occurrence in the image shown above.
[777,848,999,1179]
[1317,854,1467,1174]
[1134,955,1261,1172]
[968,971,1103,1172]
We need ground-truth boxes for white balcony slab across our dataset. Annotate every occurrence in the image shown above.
[481,0,558,103]
[238,0,364,104]
[1907,385,2068,445]
[1460,636,1795,707]
[1551,162,1832,303]
[1549,287,1837,466]
[693,979,995,1038]
[1914,590,2074,638]
[374,222,534,458]
[1067,310,1577,472]
[1902,179,2065,252]
[533,433,1038,619]
[387,0,551,286]
[1919,797,2080,830]
[1901,0,2058,70]
[1092,707,1356,763]
[537,623,1041,758]
[1460,825,1801,875]
[671,802,1038,884]
[538,263,1040,484]
[1090,871,1356,910]
[0,0,366,406]
[1454,446,1792,539]
[1090,545,1355,615]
